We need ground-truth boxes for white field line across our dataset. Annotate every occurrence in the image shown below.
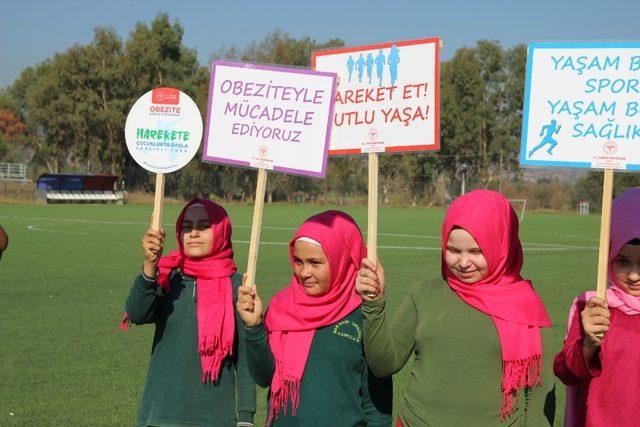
[7,215,596,252]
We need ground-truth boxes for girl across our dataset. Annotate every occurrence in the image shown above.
[554,187,640,427]
[236,210,392,426]
[122,198,256,427]
[356,190,556,426]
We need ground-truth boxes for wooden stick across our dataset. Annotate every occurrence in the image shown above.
[246,168,267,288]
[151,173,165,231]
[367,153,379,288]
[367,153,379,263]
[596,168,614,299]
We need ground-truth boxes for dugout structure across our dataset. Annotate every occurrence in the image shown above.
[36,173,124,204]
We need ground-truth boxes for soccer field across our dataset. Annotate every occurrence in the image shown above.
[0,203,600,426]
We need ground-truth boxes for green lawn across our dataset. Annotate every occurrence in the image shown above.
[0,203,600,426]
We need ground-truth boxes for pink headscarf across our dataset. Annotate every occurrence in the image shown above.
[564,187,640,426]
[122,198,237,383]
[441,190,552,420]
[264,210,365,424]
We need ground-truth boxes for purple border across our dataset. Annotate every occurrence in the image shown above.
[201,60,337,178]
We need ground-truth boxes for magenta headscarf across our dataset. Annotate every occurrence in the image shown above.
[264,210,365,424]
[441,190,552,420]
[122,198,237,383]
[564,187,640,426]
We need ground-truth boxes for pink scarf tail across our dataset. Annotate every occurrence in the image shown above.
[267,365,301,426]
[500,354,543,419]
[198,333,234,383]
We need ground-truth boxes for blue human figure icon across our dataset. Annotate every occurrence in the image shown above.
[346,55,355,83]
[388,45,400,86]
[375,49,385,86]
[365,53,374,84]
[528,119,562,157]
[356,53,365,83]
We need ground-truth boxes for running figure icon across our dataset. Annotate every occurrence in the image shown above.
[528,119,562,157]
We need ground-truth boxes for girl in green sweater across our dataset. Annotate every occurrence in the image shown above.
[356,190,556,426]
[236,210,392,426]
[123,198,256,426]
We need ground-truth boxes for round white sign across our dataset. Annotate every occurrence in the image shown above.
[125,87,203,173]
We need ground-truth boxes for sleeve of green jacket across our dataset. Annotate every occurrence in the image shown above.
[523,327,556,426]
[232,274,257,424]
[124,273,160,324]
[360,365,393,427]
[244,321,276,388]
[361,290,418,378]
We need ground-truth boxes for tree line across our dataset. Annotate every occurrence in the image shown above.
[1,13,638,208]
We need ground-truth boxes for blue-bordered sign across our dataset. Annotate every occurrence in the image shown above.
[521,42,640,171]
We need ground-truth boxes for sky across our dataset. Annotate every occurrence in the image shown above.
[1,0,640,89]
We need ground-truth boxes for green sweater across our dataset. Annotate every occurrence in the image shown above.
[362,279,556,427]
[245,307,392,426]
[125,271,256,427]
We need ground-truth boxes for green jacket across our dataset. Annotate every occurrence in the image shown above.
[245,307,392,427]
[125,271,256,427]
[362,279,556,427]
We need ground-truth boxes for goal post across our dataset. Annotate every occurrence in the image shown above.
[508,199,527,221]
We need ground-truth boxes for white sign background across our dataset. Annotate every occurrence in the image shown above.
[202,62,336,178]
[521,43,640,171]
[313,38,440,155]
[125,88,203,173]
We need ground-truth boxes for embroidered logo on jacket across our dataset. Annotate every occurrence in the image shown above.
[332,320,362,343]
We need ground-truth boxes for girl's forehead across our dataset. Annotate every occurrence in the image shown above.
[183,205,209,222]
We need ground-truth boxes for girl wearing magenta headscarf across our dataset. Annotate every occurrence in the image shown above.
[236,210,392,426]
[357,190,556,426]
[122,198,256,427]
[554,188,640,427]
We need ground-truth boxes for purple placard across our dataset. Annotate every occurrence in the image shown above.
[201,60,337,178]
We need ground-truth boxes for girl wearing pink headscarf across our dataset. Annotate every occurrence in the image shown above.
[122,198,255,427]
[357,190,556,426]
[236,210,392,426]
[554,187,640,427]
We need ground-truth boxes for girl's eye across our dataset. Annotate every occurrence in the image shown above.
[616,258,630,266]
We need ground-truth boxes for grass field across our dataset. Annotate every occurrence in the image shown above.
[0,202,601,426]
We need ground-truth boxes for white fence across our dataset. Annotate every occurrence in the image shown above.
[0,163,28,181]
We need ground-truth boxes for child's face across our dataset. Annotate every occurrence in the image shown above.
[180,206,214,259]
[292,240,331,296]
[612,243,640,297]
[445,228,489,284]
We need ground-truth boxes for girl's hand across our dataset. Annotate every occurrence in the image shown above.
[356,258,385,302]
[141,225,166,277]
[236,274,264,327]
[581,296,610,359]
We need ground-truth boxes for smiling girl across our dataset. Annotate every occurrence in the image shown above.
[554,188,640,427]
[122,198,255,427]
[356,190,556,426]
[236,210,392,426]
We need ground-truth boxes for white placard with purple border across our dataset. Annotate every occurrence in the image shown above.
[125,87,203,173]
[202,61,337,178]
[521,42,640,171]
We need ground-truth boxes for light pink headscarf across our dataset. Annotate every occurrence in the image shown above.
[564,187,640,426]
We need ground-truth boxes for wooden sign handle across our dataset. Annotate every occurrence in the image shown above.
[365,153,379,297]
[246,168,267,288]
[596,168,614,299]
[151,173,165,231]
[367,153,379,263]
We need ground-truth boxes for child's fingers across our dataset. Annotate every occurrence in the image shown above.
[358,266,378,281]
[358,276,379,289]
[586,296,607,309]
[360,258,376,271]
[357,284,379,296]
